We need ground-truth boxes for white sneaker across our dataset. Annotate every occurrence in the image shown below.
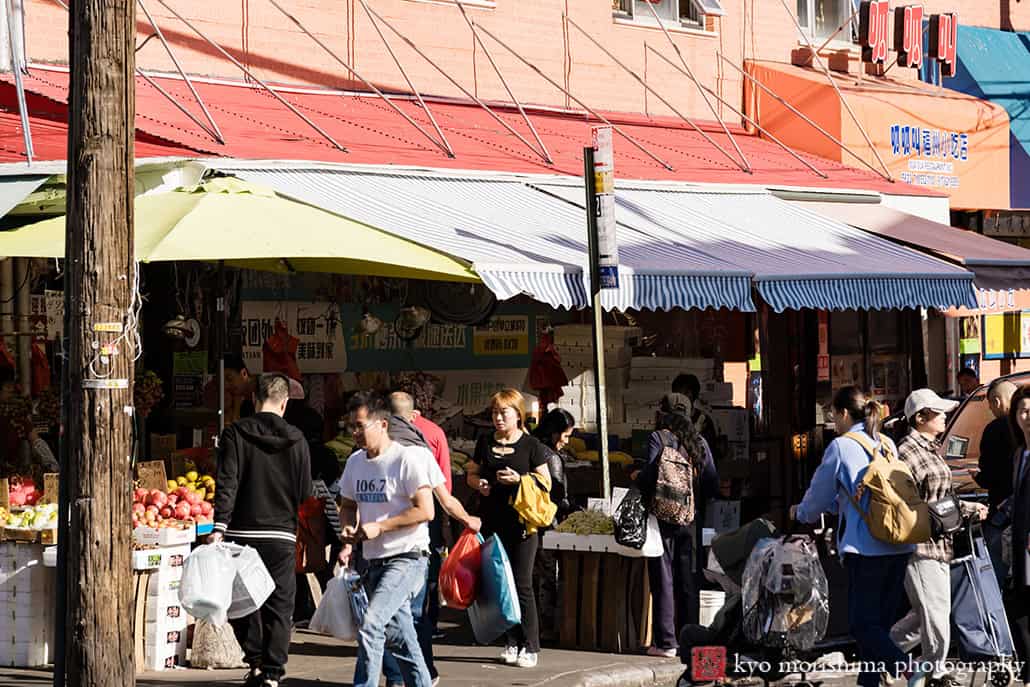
[500,645,519,665]
[516,650,538,668]
[646,646,678,658]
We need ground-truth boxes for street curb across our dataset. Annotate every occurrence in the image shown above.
[572,659,683,687]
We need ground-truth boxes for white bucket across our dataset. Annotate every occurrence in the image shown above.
[699,590,726,628]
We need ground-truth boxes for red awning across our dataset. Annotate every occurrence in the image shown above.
[0,66,938,196]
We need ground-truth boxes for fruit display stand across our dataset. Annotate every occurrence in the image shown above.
[542,521,659,654]
[0,542,56,667]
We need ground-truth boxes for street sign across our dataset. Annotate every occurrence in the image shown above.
[591,126,619,289]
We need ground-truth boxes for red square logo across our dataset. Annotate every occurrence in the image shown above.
[691,646,727,682]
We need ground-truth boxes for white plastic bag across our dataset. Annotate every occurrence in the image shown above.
[190,619,245,669]
[309,568,357,641]
[179,543,236,627]
[226,544,275,620]
[641,515,664,558]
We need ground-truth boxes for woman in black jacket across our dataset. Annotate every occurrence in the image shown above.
[1005,384,1030,684]
[532,408,576,642]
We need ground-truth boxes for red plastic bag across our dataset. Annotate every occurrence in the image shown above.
[439,528,482,610]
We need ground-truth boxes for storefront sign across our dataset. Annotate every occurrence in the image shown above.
[472,316,530,356]
[440,368,532,413]
[983,310,1030,360]
[893,5,923,69]
[888,124,968,189]
[241,301,347,374]
[592,126,619,289]
[930,12,959,77]
[44,289,63,341]
[860,1,891,64]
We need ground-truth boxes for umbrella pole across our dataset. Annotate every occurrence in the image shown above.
[217,260,225,436]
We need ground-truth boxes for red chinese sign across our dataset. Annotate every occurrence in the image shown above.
[893,5,924,69]
[930,12,959,77]
[860,0,891,64]
[691,646,727,682]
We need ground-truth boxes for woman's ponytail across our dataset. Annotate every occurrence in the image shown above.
[863,400,883,440]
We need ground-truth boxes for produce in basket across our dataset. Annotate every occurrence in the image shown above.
[133,369,165,418]
[4,503,57,530]
[554,510,615,535]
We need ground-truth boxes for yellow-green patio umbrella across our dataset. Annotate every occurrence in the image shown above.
[0,176,478,282]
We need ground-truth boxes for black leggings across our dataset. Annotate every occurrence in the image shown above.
[498,531,540,653]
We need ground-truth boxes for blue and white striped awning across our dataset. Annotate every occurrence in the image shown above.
[221,167,755,312]
[534,183,977,312]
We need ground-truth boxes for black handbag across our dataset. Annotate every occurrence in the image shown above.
[614,488,648,549]
[927,493,964,537]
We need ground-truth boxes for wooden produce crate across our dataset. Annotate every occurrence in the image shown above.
[557,551,652,653]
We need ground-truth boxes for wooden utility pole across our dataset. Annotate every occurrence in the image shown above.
[59,1,136,686]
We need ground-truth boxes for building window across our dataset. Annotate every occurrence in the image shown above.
[796,0,858,43]
[614,0,722,30]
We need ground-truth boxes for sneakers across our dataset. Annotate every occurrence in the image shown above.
[262,681,279,687]
[515,650,538,668]
[500,645,519,665]
[243,668,263,687]
[646,646,678,658]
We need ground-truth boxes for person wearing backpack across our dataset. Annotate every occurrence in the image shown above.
[888,389,987,687]
[791,386,925,687]
[634,393,718,658]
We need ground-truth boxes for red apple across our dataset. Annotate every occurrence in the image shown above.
[189,503,202,517]
[174,503,191,520]
[199,501,212,516]
[145,505,159,514]
[149,490,167,507]
[167,494,179,506]
[23,492,38,506]
[132,503,145,515]
[134,488,148,503]
[159,506,173,519]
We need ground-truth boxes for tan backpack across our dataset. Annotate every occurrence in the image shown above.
[843,432,931,545]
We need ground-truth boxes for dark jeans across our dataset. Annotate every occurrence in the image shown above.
[228,539,297,681]
[383,563,436,684]
[983,520,1009,590]
[499,530,541,653]
[647,520,696,650]
[533,535,559,640]
[844,553,910,687]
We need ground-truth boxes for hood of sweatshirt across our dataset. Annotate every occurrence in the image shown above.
[235,412,305,452]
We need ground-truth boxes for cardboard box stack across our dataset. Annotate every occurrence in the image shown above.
[553,325,641,435]
[135,544,191,671]
[0,543,55,667]
[624,357,717,432]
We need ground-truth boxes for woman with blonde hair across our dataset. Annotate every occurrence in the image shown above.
[466,389,551,668]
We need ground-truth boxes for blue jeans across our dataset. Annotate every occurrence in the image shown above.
[844,553,910,687]
[983,520,1009,589]
[383,564,435,684]
[353,555,432,687]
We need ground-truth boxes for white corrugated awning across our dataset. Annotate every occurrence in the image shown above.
[534,182,978,312]
[0,176,49,220]
[220,167,756,312]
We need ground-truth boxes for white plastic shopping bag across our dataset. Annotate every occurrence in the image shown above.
[226,543,275,620]
[309,567,358,641]
[641,515,664,557]
[179,543,236,626]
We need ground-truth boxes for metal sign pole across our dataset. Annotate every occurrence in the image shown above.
[583,127,618,501]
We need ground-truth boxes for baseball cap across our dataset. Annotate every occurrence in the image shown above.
[288,377,306,400]
[904,388,958,421]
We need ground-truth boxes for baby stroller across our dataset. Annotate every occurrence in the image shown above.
[677,519,832,687]
[950,522,1016,687]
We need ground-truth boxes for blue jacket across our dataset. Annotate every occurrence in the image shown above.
[796,424,915,558]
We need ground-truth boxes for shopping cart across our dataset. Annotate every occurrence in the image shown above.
[950,522,1016,687]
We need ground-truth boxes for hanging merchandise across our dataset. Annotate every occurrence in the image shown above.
[134,370,165,419]
[0,339,14,372]
[527,329,568,406]
[30,341,50,397]
[262,319,302,381]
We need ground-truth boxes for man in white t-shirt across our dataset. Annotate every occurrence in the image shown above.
[337,396,435,687]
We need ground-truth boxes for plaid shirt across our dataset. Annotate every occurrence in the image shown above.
[897,430,969,562]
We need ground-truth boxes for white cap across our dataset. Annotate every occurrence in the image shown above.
[904,388,958,421]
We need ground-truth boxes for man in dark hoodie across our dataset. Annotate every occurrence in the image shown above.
[209,372,313,687]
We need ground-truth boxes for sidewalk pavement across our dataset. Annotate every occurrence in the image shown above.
[0,630,685,687]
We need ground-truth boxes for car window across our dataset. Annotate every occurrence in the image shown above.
[941,389,992,493]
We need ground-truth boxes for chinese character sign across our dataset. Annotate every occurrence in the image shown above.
[241,301,347,373]
[893,5,923,69]
[930,13,958,77]
[860,0,891,64]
